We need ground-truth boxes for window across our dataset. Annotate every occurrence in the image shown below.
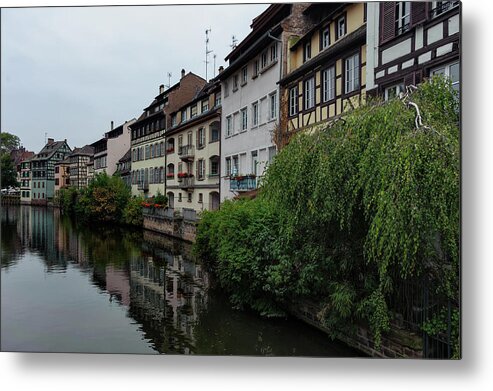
[385,83,405,100]
[198,193,203,203]
[233,74,239,91]
[395,2,411,35]
[268,146,276,165]
[322,66,335,102]
[304,41,312,62]
[431,61,460,93]
[269,92,277,120]
[191,105,197,118]
[321,26,330,50]
[226,116,233,137]
[241,66,248,85]
[289,86,298,116]
[210,123,220,142]
[345,53,360,94]
[197,159,205,180]
[253,60,260,76]
[241,108,248,131]
[431,1,460,18]
[225,157,232,176]
[224,81,229,98]
[270,44,278,62]
[261,51,268,68]
[145,145,150,159]
[178,193,182,202]
[252,102,259,126]
[337,15,346,39]
[232,156,239,176]
[210,156,219,176]
[215,92,221,107]
[304,77,315,109]
[181,108,188,122]
[197,127,206,148]
[201,99,209,113]
[187,193,192,203]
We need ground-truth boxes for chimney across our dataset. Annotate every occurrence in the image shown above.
[218,66,224,74]
[110,121,114,130]
[181,68,186,79]
[47,138,54,145]
[159,84,165,94]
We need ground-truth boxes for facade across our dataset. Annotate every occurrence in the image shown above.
[115,149,132,188]
[68,145,95,189]
[279,2,367,139]
[366,1,460,98]
[165,80,221,212]
[92,119,135,177]
[20,158,32,204]
[30,138,72,205]
[130,70,206,198]
[218,3,316,201]
[54,157,71,197]
[11,147,34,186]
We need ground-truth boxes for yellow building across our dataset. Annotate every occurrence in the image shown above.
[279,2,367,142]
[165,81,221,212]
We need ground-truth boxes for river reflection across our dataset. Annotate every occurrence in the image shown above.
[1,205,362,356]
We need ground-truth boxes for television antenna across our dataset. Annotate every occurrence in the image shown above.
[230,35,238,50]
[165,72,172,89]
[204,28,213,80]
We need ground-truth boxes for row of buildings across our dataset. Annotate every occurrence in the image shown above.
[16,2,460,214]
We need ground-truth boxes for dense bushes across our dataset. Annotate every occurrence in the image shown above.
[195,77,460,353]
[56,173,144,227]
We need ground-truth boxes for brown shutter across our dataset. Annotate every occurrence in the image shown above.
[411,2,428,27]
[404,72,415,87]
[414,70,423,85]
[380,2,396,44]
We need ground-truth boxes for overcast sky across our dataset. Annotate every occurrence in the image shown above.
[1,2,269,152]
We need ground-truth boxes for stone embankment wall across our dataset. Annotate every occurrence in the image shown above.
[142,208,197,243]
[289,300,423,358]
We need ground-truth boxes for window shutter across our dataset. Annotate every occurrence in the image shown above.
[195,161,199,179]
[414,70,423,85]
[380,2,396,44]
[404,72,415,87]
[411,2,428,27]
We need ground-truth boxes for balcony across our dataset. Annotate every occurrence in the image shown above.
[179,177,195,190]
[178,145,195,160]
[137,181,149,191]
[229,175,257,192]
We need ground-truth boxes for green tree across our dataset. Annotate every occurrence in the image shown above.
[1,151,18,188]
[0,132,20,154]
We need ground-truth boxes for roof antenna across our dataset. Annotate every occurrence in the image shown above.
[165,72,172,89]
[213,54,217,78]
[44,132,47,145]
[230,35,238,50]
[205,28,212,80]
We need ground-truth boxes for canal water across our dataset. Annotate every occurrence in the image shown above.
[1,205,362,356]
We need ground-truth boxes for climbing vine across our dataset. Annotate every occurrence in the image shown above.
[195,77,460,356]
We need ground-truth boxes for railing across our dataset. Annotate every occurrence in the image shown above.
[142,206,174,219]
[182,208,198,222]
[230,176,257,192]
[179,177,195,189]
[178,145,195,160]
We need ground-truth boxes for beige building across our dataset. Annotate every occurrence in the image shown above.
[130,70,206,198]
[165,80,221,211]
[279,2,367,140]
[54,157,71,197]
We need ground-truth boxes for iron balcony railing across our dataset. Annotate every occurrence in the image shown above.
[137,180,149,190]
[230,176,257,192]
[178,145,195,160]
[179,177,195,189]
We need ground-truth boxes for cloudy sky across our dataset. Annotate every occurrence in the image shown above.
[1,2,269,152]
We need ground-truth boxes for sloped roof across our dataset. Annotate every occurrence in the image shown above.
[71,145,94,156]
[31,140,70,161]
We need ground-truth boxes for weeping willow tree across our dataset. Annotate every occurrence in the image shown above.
[195,77,460,356]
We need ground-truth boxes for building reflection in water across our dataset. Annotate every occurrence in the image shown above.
[5,205,208,354]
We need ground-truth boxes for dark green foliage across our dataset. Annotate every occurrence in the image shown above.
[195,77,460,354]
[1,153,18,188]
[123,196,144,227]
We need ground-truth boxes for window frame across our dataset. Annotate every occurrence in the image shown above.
[303,40,312,62]
[304,76,315,111]
[241,107,248,131]
[321,26,330,50]
[344,51,361,95]
[322,65,336,103]
[336,14,347,40]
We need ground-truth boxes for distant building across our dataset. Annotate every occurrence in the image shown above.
[68,145,94,189]
[130,69,206,198]
[92,119,136,177]
[54,157,71,197]
[11,146,34,186]
[115,149,132,188]
[165,80,221,211]
[366,1,460,98]
[30,138,72,205]
[20,158,33,204]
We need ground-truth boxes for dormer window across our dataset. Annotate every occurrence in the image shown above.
[337,15,346,39]
[233,74,239,91]
[191,105,197,118]
[181,108,187,123]
[321,26,330,50]
[303,41,312,62]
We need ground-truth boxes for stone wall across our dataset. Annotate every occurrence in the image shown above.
[142,210,197,243]
[289,299,423,359]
